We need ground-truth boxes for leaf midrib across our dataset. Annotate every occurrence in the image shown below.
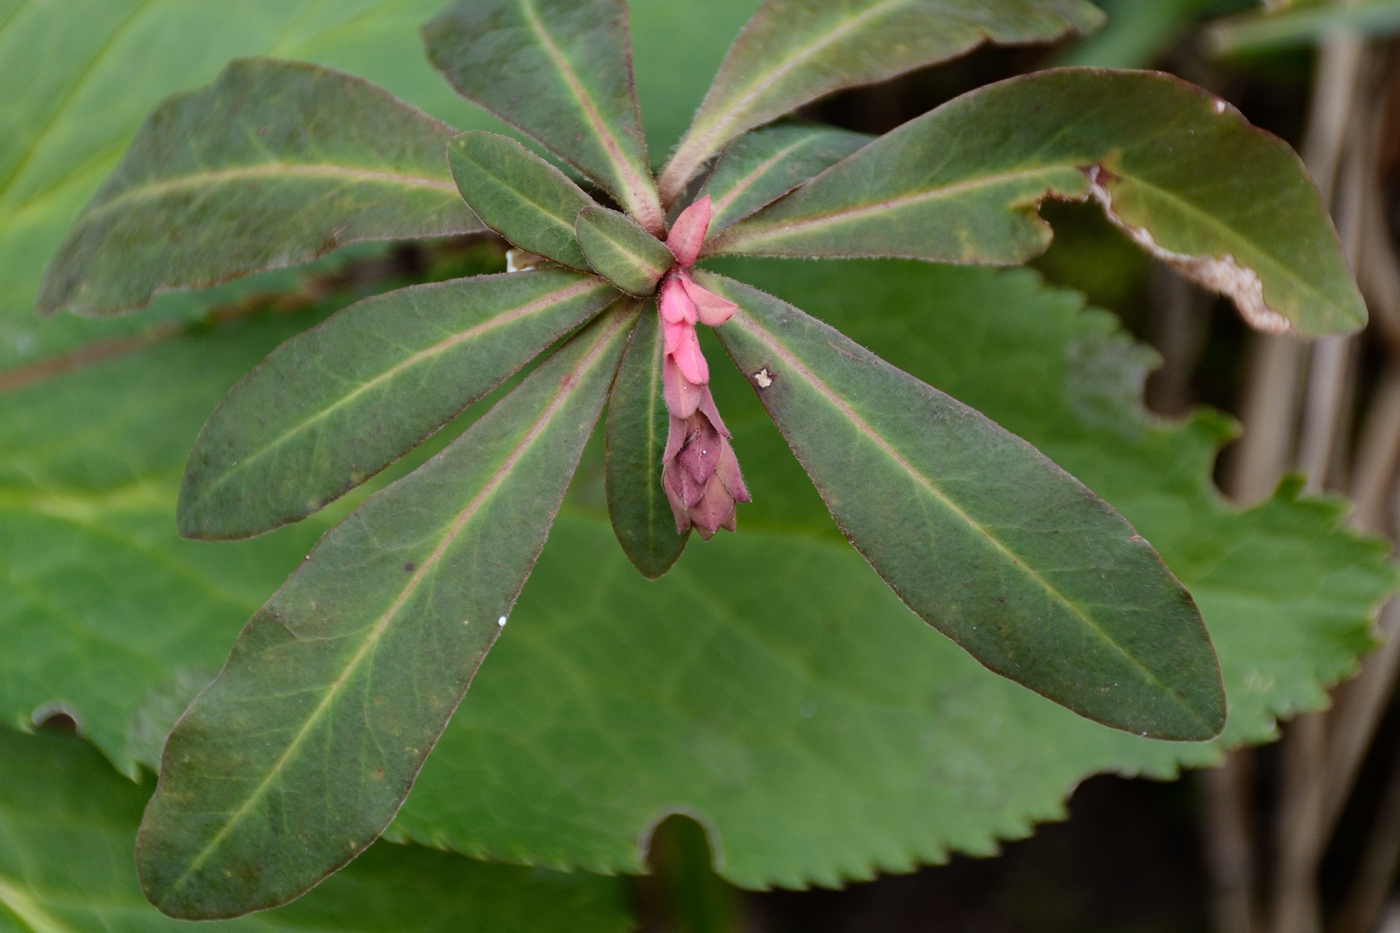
[727,298,1209,730]
[708,134,827,230]
[459,148,588,247]
[157,308,630,907]
[717,159,1343,321]
[641,320,669,549]
[587,220,670,284]
[186,275,609,511]
[715,165,1067,251]
[684,0,908,167]
[517,0,660,232]
[0,0,159,211]
[73,162,459,228]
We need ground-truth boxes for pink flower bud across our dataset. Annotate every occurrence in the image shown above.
[651,199,749,539]
[659,275,698,325]
[665,195,711,267]
[660,387,751,540]
[669,322,709,385]
[679,275,737,327]
[662,355,702,419]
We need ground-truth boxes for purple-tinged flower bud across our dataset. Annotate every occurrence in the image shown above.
[661,391,751,540]
[652,194,748,539]
[662,355,703,419]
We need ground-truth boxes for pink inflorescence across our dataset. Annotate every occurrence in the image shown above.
[658,196,750,539]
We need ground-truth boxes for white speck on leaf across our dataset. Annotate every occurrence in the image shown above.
[754,368,773,388]
[1214,99,1227,114]
[497,615,508,627]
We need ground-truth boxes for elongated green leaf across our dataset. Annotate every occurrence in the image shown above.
[37,58,481,319]
[449,131,597,271]
[137,304,636,920]
[0,726,635,933]
[606,307,689,578]
[698,124,871,236]
[713,68,1367,338]
[424,0,665,235]
[657,0,1104,203]
[576,206,674,296]
[700,271,1224,739]
[180,269,617,540]
[1210,0,1400,53]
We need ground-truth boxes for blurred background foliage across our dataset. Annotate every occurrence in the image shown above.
[7,1,1400,931]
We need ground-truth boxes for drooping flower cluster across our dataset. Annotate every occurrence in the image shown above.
[658,196,749,539]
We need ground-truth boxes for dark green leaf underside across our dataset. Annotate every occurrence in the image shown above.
[606,306,689,578]
[699,123,872,236]
[575,206,673,296]
[712,68,1365,338]
[449,131,597,271]
[37,58,481,318]
[424,0,664,233]
[704,271,1224,740]
[180,268,617,540]
[139,305,636,919]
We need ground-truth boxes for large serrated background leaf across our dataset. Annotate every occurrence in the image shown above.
[0,726,634,931]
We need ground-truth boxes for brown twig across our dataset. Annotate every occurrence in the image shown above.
[1203,755,1263,933]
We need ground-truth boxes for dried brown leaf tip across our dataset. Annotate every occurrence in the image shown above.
[657,196,749,538]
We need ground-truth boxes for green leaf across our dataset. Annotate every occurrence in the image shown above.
[448,131,597,271]
[179,268,617,541]
[1209,0,1400,53]
[575,205,674,296]
[137,304,636,919]
[36,58,481,318]
[0,308,340,780]
[701,271,1224,740]
[606,306,689,579]
[656,0,1105,203]
[698,124,872,237]
[0,725,635,932]
[712,68,1367,339]
[423,0,665,235]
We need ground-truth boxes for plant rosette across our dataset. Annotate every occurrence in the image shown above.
[35,0,1367,919]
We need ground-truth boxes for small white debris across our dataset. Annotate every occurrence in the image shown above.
[497,615,508,627]
[1214,99,1227,114]
[754,368,773,389]
[506,249,546,273]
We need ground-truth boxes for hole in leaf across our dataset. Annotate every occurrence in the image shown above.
[636,813,741,933]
